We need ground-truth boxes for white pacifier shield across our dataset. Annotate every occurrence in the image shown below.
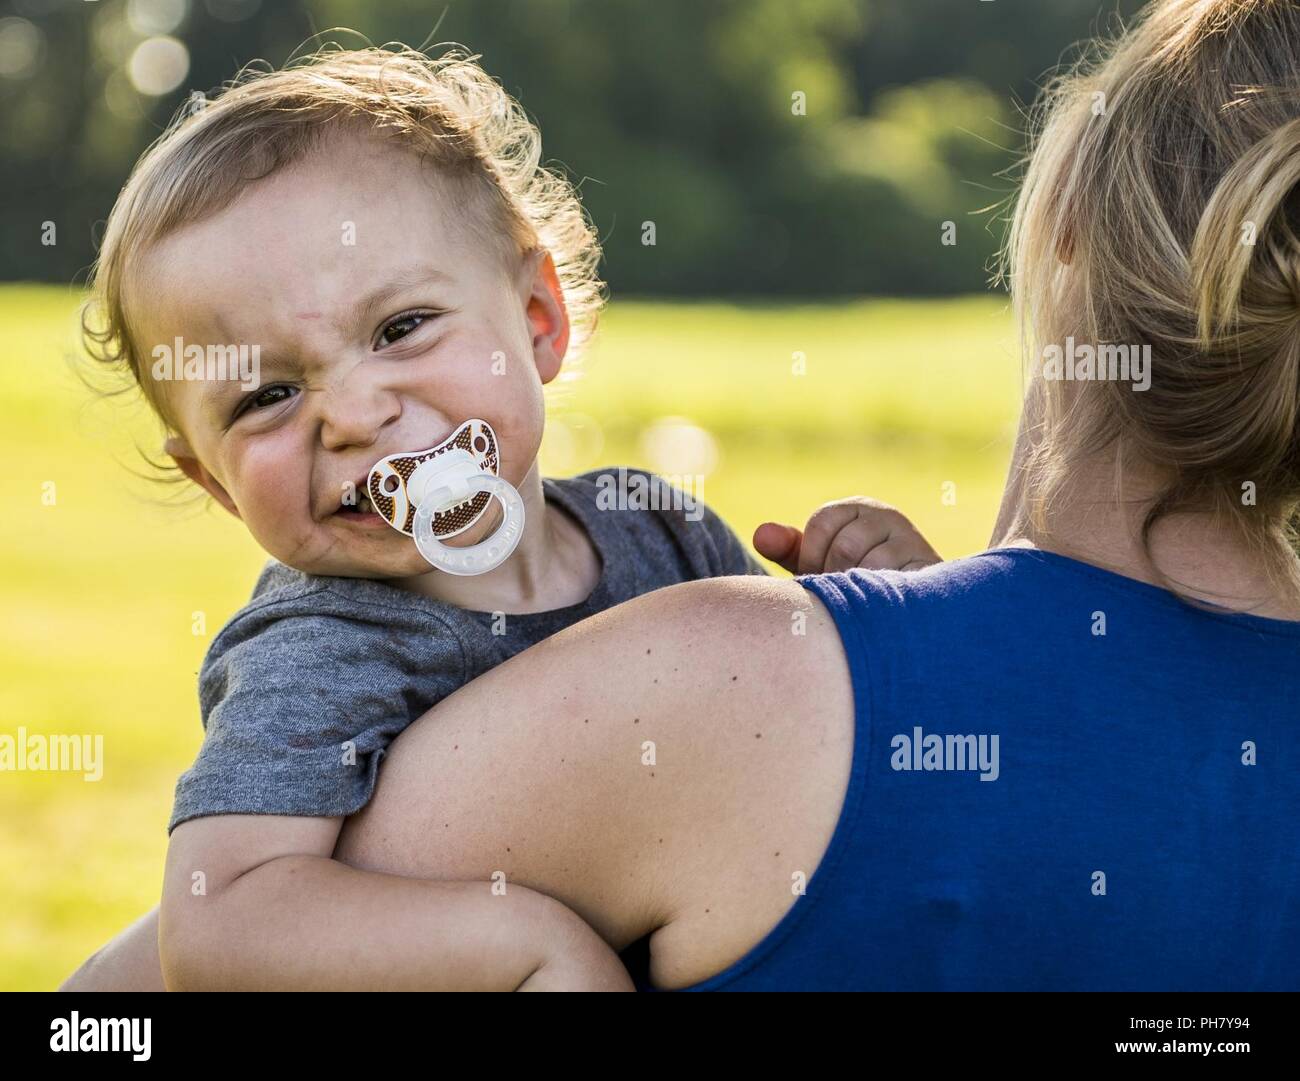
[366,419,525,575]
[410,451,525,575]
[410,454,522,574]
[367,419,498,540]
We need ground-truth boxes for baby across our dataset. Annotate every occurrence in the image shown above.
[63,46,939,991]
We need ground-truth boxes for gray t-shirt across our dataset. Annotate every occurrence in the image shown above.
[168,468,767,833]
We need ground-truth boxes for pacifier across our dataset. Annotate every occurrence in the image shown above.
[366,419,525,575]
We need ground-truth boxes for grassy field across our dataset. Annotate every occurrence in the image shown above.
[0,284,1022,990]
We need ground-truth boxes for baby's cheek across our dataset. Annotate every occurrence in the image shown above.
[229,451,303,533]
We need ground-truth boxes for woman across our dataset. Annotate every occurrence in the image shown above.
[327,0,1300,989]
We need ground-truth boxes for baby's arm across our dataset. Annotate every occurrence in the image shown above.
[158,813,630,991]
[754,496,942,574]
[60,844,625,991]
[60,908,164,991]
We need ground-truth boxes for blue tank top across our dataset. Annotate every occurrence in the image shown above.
[677,547,1300,991]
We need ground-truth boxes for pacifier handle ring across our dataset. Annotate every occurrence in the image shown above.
[412,473,525,576]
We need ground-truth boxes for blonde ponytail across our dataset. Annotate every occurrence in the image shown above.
[1003,0,1300,583]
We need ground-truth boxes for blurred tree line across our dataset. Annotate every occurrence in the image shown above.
[0,0,1142,296]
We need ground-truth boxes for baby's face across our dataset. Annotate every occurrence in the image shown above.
[132,129,568,578]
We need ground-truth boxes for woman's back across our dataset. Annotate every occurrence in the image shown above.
[683,549,1300,990]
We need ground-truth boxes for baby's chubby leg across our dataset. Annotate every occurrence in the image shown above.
[60,907,165,992]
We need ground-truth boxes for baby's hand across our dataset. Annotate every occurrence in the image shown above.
[753,497,942,575]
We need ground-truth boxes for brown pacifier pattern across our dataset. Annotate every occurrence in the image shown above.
[368,423,499,537]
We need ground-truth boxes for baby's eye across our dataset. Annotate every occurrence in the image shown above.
[378,313,427,346]
[235,384,296,419]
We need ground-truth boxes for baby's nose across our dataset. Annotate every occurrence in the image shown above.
[318,381,401,450]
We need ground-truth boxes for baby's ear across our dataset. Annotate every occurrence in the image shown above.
[521,247,570,384]
[163,434,241,519]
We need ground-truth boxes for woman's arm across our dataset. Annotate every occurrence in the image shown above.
[64,575,853,991]
[335,574,857,990]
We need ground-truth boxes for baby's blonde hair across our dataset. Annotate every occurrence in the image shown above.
[1005,0,1300,571]
[83,43,604,431]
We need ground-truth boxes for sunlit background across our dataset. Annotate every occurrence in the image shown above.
[0,0,1142,989]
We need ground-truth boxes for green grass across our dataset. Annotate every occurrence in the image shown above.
[0,284,1021,989]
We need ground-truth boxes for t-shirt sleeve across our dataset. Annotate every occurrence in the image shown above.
[168,604,466,834]
[620,467,768,578]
